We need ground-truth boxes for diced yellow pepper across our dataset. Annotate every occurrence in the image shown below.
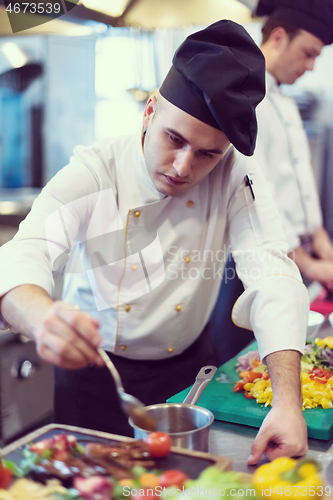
[315,336,333,349]
[253,457,323,500]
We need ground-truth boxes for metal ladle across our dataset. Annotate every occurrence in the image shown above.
[97,347,157,432]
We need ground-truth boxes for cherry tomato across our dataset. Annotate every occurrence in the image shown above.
[145,432,172,458]
[0,461,11,489]
[159,469,188,488]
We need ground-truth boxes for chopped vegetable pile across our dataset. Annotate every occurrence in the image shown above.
[0,433,258,499]
[233,337,333,410]
[253,457,324,500]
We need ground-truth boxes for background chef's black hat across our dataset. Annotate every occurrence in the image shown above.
[159,20,265,157]
[254,0,333,45]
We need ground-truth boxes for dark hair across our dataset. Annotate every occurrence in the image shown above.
[261,17,301,44]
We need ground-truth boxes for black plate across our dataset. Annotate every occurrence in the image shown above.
[2,425,218,480]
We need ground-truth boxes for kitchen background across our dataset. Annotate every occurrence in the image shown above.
[0,0,332,445]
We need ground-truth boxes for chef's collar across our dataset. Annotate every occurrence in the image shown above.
[136,129,167,204]
[266,71,280,90]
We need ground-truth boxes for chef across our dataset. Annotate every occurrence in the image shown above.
[253,0,333,288]
[0,20,309,464]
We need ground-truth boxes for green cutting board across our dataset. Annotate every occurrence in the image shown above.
[167,342,333,440]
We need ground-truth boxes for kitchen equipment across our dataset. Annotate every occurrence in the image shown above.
[97,347,157,432]
[307,310,325,337]
[129,365,217,452]
[182,366,217,404]
[328,312,333,330]
[168,342,333,440]
[0,331,53,445]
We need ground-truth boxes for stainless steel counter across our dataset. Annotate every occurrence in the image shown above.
[209,419,333,476]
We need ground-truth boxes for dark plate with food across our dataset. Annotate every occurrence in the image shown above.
[0,423,234,499]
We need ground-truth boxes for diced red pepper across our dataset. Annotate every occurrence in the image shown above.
[245,371,263,383]
[310,376,328,384]
[233,381,246,392]
[310,367,333,380]
[240,370,262,382]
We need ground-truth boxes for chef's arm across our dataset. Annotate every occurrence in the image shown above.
[288,245,333,289]
[226,157,309,463]
[0,284,103,369]
[248,349,307,464]
[312,226,333,261]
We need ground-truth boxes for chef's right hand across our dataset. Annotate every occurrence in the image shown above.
[34,301,104,370]
[1,285,103,370]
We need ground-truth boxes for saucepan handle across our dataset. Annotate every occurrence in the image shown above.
[182,365,217,405]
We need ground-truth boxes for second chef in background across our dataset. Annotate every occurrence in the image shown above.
[254,0,333,288]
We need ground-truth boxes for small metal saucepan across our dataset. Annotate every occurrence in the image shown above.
[129,365,217,452]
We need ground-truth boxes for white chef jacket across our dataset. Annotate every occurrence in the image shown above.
[253,72,322,251]
[0,131,309,361]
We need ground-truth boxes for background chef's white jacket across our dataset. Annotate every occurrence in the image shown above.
[0,131,309,361]
[253,72,322,251]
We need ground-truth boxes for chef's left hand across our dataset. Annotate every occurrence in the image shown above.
[247,404,308,464]
[312,226,333,261]
[247,349,307,465]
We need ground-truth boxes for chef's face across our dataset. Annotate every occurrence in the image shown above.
[142,95,230,197]
[271,29,324,84]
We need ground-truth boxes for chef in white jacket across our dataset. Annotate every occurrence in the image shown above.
[253,0,333,289]
[211,0,333,367]
[0,21,309,463]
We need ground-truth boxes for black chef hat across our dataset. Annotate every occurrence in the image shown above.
[159,20,265,157]
[254,0,333,45]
